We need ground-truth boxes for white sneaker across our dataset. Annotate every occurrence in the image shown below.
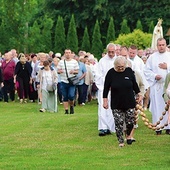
[82,103,85,105]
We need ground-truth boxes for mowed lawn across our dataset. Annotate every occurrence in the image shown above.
[0,100,170,170]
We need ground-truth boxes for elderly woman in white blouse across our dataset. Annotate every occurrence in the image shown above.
[37,60,58,112]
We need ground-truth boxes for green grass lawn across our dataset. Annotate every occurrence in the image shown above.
[0,100,170,170]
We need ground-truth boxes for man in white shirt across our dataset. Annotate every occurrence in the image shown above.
[129,45,149,90]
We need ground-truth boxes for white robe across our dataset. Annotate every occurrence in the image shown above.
[95,54,116,132]
[144,51,170,129]
[130,55,149,90]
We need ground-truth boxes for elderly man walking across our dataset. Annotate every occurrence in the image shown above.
[95,43,116,136]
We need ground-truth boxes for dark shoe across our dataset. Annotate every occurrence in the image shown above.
[65,110,69,114]
[127,139,132,145]
[39,108,46,112]
[70,106,74,114]
[104,129,112,135]
[131,138,136,142]
[156,130,162,135]
[165,129,170,135]
[99,130,106,136]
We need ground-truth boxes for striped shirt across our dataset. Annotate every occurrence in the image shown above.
[57,59,79,83]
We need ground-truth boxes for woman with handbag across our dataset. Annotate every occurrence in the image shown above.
[37,60,58,112]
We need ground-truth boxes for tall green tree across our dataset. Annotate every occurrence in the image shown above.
[81,27,91,52]
[28,20,43,53]
[136,19,143,31]
[148,21,155,34]
[91,20,103,59]
[66,14,78,53]
[120,19,131,34]
[41,15,53,52]
[106,17,115,45]
[54,16,66,54]
[0,0,41,52]
[0,21,9,52]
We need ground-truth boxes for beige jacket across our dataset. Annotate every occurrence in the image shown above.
[84,64,94,85]
[37,67,58,92]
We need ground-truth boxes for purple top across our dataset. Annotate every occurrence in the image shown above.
[1,60,15,80]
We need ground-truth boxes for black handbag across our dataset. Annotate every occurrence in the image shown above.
[64,60,79,85]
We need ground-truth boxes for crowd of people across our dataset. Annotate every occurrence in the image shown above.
[0,38,170,147]
[0,49,96,113]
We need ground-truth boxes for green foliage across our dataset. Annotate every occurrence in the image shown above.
[54,16,66,54]
[106,17,116,45]
[114,29,152,49]
[136,19,143,31]
[0,21,9,52]
[28,21,44,53]
[148,21,155,34]
[119,0,170,34]
[41,15,54,52]
[81,26,91,52]
[120,19,131,34]
[0,0,40,53]
[91,20,103,59]
[0,0,170,53]
[66,14,78,53]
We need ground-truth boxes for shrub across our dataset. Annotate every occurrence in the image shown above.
[114,29,152,49]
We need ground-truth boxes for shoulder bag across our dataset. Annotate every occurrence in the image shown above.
[64,60,79,85]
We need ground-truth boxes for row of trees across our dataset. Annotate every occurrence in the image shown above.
[0,13,153,58]
[0,0,169,58]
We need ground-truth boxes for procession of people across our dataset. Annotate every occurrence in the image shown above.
[0,20,170,148]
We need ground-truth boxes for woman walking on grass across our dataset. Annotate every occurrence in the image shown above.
[37,60,58,113]
[14,53,32,103]
[103,56,142,147]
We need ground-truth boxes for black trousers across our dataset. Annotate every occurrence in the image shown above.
[76,85,84,104]
[3,78,15,102]
[17,77,30,99]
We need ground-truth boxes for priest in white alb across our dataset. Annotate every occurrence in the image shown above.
[144,38,170,135]
[95,43,116,136]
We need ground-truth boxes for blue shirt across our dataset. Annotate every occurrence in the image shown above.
[77,62,86,85]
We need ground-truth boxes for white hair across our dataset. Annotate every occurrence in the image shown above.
[55,53,61,57]
[114,56,127,68]
[106,43,116,50]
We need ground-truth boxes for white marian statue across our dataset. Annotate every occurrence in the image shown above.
[151,18,163,50]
